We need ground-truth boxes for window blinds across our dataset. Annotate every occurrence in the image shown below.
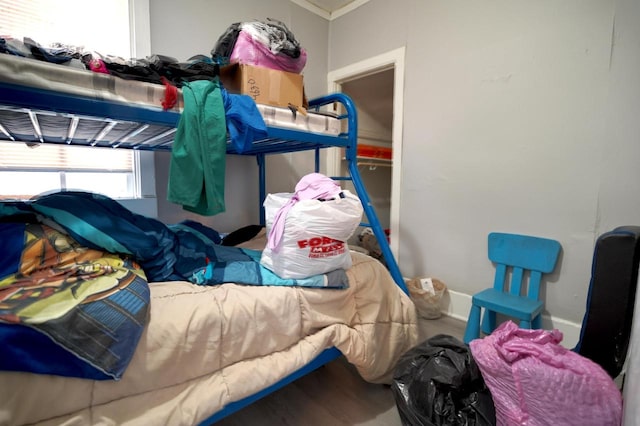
[0,0,131,58]
[0,1,44,36]
[0,142,132,172]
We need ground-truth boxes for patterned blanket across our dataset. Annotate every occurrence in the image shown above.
[0,221,149,380]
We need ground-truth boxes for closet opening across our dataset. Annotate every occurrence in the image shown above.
[327,47,405,262]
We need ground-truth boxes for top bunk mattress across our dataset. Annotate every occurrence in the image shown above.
[0,54,341,150]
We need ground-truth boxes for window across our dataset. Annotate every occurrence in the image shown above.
[0,0,131,58]
[0,141,138,200]
[0,0,144,200]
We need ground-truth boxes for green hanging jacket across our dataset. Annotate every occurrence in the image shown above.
[168,79,227,216]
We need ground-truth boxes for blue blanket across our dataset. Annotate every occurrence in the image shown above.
[1,191,349,289]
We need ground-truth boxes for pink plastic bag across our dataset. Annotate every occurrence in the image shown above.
[230,31,307,74]
[469,321,622,426]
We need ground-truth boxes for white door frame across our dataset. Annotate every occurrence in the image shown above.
[327,47,405,259]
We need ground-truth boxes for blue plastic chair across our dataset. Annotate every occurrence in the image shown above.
[463,232,561,344]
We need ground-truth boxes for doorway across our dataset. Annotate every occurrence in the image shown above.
[327,47,405,259]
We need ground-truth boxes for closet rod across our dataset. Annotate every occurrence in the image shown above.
[357,161,392,169]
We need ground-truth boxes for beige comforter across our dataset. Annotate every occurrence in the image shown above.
[0,248,418,426]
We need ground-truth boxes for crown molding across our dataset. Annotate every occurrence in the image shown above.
[290,0,370,21]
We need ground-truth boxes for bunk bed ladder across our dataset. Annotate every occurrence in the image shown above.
[333,93,408,295]
[331,169,408,295]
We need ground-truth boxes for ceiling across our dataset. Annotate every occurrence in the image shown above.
[290,0,369,20]
[304,0,357,12]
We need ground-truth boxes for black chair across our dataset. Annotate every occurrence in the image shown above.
[574,226,640,378]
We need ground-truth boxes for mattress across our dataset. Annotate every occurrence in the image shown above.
[0,54,340,148]
[0,54,180,111]
[257,103,340,136]
[0,231,419,426]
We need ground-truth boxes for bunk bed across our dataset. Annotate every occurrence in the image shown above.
[0,53,418,425]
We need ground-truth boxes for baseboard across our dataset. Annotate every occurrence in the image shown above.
[441,289,583,349]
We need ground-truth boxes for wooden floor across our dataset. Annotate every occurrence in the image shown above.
[214,315,466,426]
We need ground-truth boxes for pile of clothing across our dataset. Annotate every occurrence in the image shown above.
[1,18,306,87]
[0,36,218,88]
[211,18,307,74]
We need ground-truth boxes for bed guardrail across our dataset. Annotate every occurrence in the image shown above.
[0,79,407,294]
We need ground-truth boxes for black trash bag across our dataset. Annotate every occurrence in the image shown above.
[211,22,241,64]
[391,334,496,426]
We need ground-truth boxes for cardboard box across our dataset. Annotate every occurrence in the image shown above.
[219,63,304,108]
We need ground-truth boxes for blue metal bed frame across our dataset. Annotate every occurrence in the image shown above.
[0,82,407,424]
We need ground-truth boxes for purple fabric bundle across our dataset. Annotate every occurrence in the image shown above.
[470,321,622,426]
[267,173,342,251]
[230,23,307,73]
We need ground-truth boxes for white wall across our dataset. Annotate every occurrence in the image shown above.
[597,0,640,234]
[148,0,329,232]
[146,0,640,326]
[329,0,640,325]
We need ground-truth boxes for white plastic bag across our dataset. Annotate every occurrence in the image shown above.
[260,190,363,279]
